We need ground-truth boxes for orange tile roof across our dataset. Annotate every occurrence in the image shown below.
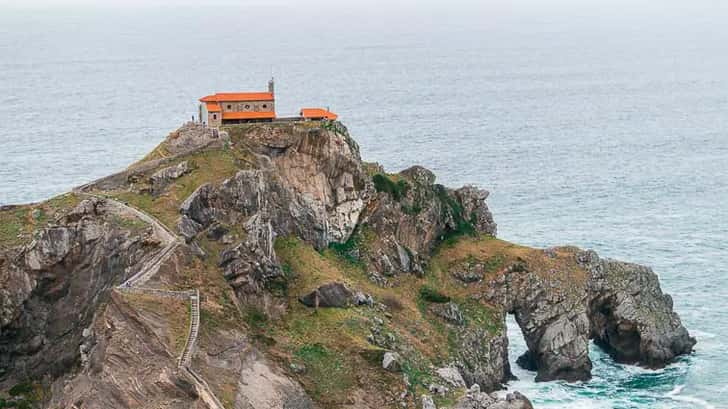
[200,92,274,102]
[222,111,276,120]
[300,108,338,120]
[206,102,221,112]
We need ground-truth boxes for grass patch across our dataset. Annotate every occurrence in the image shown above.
[110,213,149,232]
[120,292,191,357]
[373,173,409,201]
[459,298,501,335]
[243,307,268,332]
[0,193,81,248]
[0,207,27,247]
[482,254,506,274]
[107,147,250,229]
[293,344,354,401]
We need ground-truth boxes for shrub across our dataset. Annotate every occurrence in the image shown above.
[372,173,409,201]
[244,307,268,331]
[435,184,476,245]
[328,226,371,266]
[419,286,450,303]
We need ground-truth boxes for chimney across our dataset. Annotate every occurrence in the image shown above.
[268,77,275,95]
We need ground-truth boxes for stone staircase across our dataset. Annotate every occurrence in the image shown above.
[71,190,225,409]
[179,289,200,367]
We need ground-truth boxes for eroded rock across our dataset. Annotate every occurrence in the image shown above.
[580,250,696,368]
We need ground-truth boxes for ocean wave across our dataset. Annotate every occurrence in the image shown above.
[666,385,718,409]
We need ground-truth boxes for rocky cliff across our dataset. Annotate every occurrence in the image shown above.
[0,121,694,409]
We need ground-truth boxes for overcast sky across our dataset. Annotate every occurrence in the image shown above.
[2,0,726,35]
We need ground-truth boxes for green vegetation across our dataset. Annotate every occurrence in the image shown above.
[110,214,148,232]
[0,207,26,247]
[120,292,191,357]
[435,184,477,246]
[243,307,268,332]
[372,173,409,201]
[0,381,43,409]
[110,147,251,228]
[459,299,500,335]
[0,193,80,248]
[482,254,506,274]
[293,344,354,400]
[419,285,451,303]
[327,225,373,266]
[401,358,434,393]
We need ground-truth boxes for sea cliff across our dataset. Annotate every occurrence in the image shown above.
[0,121,694,408]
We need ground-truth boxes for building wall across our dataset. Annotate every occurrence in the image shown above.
[208,111,222,127]
[219,100,275,113]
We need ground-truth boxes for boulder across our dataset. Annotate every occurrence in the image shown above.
[149,161,191,194]
[382,351,401,372]
[454,388,533,409]
[436,365,466,388]
[299,283,355,308]
[421,394,437,409]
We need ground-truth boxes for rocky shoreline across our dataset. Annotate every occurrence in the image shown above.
[0,121,694,408]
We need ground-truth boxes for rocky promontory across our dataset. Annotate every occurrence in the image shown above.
[0,121,694,408]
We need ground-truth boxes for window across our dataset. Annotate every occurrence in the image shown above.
[245,104,250,109]
[262,104,268,109]
[227,104,231,109]
[212,114,217,120]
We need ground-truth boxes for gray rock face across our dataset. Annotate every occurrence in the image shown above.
[0,198,158,387]
[177,214,202,241]
[431,302,465,325]
[436,365,467,388]
[501,268,592,382]
[299,282,355,308]
[579,250,696,368]
[149,160,191,194]
[239,124,373,246]
[174,126,372,312]
[455,324,513,391]
[362,167,497,278]
[382,351,402,372]
[484,248,695,384]
[454,185,497,236]
[454,387,533,409]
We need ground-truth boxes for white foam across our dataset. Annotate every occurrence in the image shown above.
[666,385,717,409]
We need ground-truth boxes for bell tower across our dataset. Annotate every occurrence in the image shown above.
[268,77,275,95]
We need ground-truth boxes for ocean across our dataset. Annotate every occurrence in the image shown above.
[1,2,727,407]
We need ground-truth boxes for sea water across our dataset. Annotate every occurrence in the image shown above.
[1,2,727,408]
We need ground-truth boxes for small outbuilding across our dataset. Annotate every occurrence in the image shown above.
[300,108,338,121]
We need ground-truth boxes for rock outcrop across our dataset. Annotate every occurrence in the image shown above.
[0,197,160,387]
[580,250,696,367]
[454,385,533,409]
[482,247,695,383]
[0,121,694,409]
